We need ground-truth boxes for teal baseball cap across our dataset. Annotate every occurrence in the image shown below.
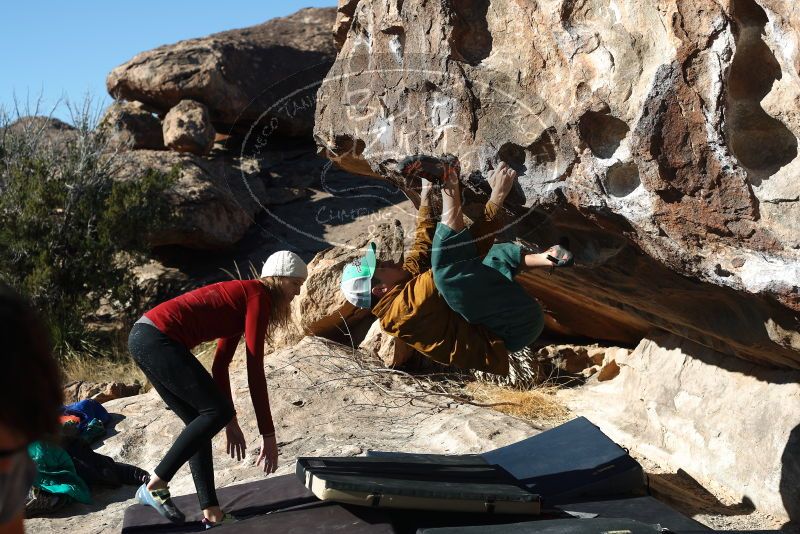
[340,242,377,308]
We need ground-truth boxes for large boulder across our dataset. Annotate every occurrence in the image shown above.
[90,256,189,337]
[100,101,164,150]
[560,333,800,523]
[107,8,337,138]
[130,257,189,306]
[5,116,75,137]
[162,100,215,155]
[3,116,78,155]
[114,150,271,250]
[314,0,800,370]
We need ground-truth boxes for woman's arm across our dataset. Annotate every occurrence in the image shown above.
[212,335,249,460]
[243,290,275,435]
[211,335,240,408]
[244,289,279,473]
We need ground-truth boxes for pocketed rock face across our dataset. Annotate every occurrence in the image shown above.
[107,8,337,137]
[315,0,800,370]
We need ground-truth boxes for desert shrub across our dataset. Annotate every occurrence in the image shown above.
[0,100,176,359]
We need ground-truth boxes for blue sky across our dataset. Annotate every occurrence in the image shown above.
[0,1,338,122]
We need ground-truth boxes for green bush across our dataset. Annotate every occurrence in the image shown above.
[0,104,176,358]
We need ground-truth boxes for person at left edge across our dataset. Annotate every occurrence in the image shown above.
[0,284,63,534]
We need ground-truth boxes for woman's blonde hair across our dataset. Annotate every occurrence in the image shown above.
[258,275,294,343]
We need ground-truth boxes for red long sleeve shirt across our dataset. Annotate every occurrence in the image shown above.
[144,279,275,436]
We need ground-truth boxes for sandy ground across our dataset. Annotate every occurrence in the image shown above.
[638,453,792,532]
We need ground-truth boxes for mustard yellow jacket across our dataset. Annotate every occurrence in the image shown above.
[372,206,509,375]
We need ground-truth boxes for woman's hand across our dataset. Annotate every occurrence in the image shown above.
[256,434,279,474]
[225,420,247,461]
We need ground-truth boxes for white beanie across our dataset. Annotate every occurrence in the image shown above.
[261,251,308,279]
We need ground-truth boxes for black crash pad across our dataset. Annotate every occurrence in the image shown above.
[213,501,397,533]
[418,496,712,533]
[418,517,664,534]
[122,477,711,534]
[121,474,528,534]
[369,417,646,505]
[554,496,709,532]
[121,474,317,533]
[482,417,645,503]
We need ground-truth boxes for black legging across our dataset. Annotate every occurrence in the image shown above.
[128,322,234,510]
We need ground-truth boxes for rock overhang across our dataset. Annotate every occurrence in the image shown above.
[314,0,800,369]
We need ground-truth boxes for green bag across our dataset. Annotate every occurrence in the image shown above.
[28,441,92,504]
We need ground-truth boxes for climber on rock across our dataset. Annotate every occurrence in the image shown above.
[340,156,574,375]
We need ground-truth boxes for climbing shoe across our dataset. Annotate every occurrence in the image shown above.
[136,483,185,524]
[201,513,238,529]
[399,154,460,183]
[545,237,575,272]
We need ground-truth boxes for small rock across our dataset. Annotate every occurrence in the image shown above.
[597,360,621,382]
[162,100,216,155]
[100,101,164,150]
[547,346,593,374]
[587,347,606,366]
[63,381,141,404]
[582,365,600,378]
[359,320,417,368]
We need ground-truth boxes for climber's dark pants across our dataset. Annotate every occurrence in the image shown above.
[431,203,543,352]
[128,322,234,510]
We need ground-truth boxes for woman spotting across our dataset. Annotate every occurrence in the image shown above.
[128,251,307,527]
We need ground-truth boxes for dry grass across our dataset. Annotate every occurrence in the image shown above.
[193,340,219,372]
[61,354,148,388]
[465,382,572,427]
[60,340,221,392]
